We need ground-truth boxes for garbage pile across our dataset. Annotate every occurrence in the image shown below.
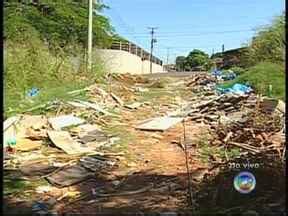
[185,73,217,93]
[210,108,285,157]
[211,69,237,81]
[3,112,118,186]
[186,73,216,86]
[180,93,257,125]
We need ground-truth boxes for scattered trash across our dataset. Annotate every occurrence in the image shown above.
[32,201,49,214]
[134,87,149,92]
[79,129,107,142]
[4,116,20,131]
[124,102,143,109]
[48,114,85,130]
[35,185,54,194]
[110,93,124,106]
[217,83,253,95]
[45,164,93,187]
[20,159,57,177]
[4,116,19,148]
[79,155,116,172]
[136,116,183,131]
[47,130,91,155]
[27,87,40,97]
[16,138,42,151]
[76,100,114,116]
[221,71,237,81]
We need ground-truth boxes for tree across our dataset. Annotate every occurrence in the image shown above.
[175,56,186,71]
[184,49,210,71]
[4,0,116,52]
[244,13,285,67]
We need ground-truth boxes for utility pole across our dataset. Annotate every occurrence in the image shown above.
[222,44,225,53]
[148,27,157,74]
[166,47,170,65]
[87,0,93,72]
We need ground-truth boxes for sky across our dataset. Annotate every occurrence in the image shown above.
[102,0,285,64]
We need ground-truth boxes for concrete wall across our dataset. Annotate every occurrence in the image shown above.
[95,49,166,74]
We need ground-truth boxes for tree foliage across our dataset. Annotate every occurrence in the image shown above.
[175,56,186,71]
[175,49,211,71]
[244,13,285,66]
[4,0,116,52]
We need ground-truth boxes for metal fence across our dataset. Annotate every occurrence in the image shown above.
[109,40,163,66]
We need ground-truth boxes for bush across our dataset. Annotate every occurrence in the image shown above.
[229,66,246,75]
[220,62,285,100]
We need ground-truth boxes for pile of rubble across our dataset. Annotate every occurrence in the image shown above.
[185,73,216,93]
[178,93,257,125]
[210,108,285,157]
[3,112,118,186]
[181,72,285,160]
[185,73,216,87]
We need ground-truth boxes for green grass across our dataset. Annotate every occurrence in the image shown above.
[197,133,240,163]
[4,177,48,198]
[218,62,285,100]
[4,81,91,118]
[102,124,136,152]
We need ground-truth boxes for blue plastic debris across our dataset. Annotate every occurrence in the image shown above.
[211,69,222,78]
[222,71,237,81]
[217,83,253,95]
[32,202,48,213]
[27,87,40,97]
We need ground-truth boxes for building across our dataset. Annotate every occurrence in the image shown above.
[211,47,248,69]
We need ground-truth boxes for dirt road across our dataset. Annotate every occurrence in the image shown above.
[4,74,285,215]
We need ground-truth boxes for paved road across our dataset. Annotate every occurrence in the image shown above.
[143,71,208,78]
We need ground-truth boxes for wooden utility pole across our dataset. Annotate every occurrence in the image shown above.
[148,27,157,74]
[166,47,171,65]
[87,0,93,72]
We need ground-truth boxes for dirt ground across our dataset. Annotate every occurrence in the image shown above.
[3,75,286,215]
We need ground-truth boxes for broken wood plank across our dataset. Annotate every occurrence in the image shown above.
[47,131,91,155]
[135,116,183,131]
[45,164,93,187]
[228,142,261,153]
[110,93,124,106]
[124,102,143,109]
[4,116,20,131]
[223,131,233,143]
[76,100,114,116]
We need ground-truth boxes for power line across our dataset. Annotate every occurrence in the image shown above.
[124,29,255,38]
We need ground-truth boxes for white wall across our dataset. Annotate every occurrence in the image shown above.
[95,49,166,74]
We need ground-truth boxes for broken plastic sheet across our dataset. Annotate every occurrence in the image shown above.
[217,83,253,95]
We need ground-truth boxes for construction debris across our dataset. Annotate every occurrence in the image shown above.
[76,100,113,116]
[110,93,124,106]
[20,159,57,177]
[210,109,284,156]
[124,102,143,109]
[136,116,183,131]
[186,73,216,87]
[45,164,93,188]
[48,114,85,130]
[15,138,42,151]
[47,131,91,155]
